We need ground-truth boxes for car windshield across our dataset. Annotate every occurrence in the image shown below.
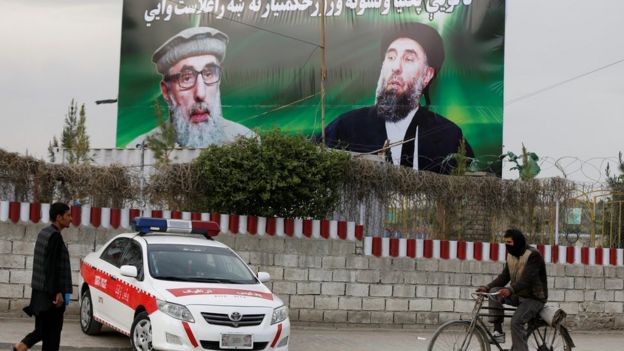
[147,244,257,284]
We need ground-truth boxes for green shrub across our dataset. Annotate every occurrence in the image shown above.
[193,129,350,218]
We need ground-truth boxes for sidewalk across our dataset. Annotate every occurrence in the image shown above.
[0,316,131,350]
[1,315,623,350]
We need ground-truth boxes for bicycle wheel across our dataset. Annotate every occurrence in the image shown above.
[428,320,490,351]
[527,323,573,351]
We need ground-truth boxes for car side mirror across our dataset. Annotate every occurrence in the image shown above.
[120,265,138,278]
[257,271,271,283]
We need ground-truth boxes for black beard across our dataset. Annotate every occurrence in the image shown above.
[376,89,419,122]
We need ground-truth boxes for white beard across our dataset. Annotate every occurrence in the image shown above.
[169,93,228,148]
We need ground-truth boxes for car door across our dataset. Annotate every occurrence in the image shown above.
[94,237,130,330]
[114,239,149,331]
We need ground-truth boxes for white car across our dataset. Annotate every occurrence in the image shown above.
[79,217,290,350]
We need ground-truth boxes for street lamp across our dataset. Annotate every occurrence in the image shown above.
[95,98,117,105]
[93,97,146,207]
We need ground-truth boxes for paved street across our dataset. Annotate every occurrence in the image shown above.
[0,316,622,350]
[292,327,622,350]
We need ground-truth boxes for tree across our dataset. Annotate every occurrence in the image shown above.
[47,136,59,163]
[60,99,78,163]
[444,137,470,176]
[605,152,624,248]
[74,104,91,163]
[606,152,624,192]
[145,98,176,166]
[48,99,91,164]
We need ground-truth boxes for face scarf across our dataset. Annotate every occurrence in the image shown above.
[505,230,527,257]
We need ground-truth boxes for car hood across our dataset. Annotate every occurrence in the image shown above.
[153,280,282,308]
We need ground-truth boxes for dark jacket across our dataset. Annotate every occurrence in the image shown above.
[487,246,548,303]
[324,106,474,174]
[27,225,72,315]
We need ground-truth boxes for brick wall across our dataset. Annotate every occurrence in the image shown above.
[1,222,623,329]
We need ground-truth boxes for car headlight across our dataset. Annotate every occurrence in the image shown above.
[271,305,288,325]
[157,300,195,323]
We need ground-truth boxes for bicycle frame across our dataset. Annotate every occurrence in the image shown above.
[460,292,517,351]
[458,292,574,351]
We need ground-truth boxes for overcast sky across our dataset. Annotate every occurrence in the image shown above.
[1,0,623,183]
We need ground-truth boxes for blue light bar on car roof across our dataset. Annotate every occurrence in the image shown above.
[132,217,220,238]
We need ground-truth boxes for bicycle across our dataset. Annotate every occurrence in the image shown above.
[428,292,575,351]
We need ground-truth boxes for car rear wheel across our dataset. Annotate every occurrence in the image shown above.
[80,289,102,335]
[131,311,153,351]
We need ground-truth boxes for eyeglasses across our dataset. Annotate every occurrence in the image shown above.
[165,64,221,89]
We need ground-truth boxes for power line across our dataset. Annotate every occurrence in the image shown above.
[505,57,624,105]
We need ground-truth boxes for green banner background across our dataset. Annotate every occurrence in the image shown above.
[117,0,505,174]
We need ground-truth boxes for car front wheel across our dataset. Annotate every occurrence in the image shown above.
[131,311,153,351]
[80,289,102,335]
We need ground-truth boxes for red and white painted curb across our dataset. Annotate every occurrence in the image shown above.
[0,200,364,241]
[363,237,624,266]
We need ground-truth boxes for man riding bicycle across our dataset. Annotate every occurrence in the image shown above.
[476,229,548,351]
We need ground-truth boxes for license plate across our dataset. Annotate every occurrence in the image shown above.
[220,334,253,349]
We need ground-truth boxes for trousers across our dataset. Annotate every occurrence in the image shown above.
[488,287,544,351]
[21,305,65,351]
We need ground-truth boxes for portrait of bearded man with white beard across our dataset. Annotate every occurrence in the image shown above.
[324,23,474,174]
[167,83,228,147]
[131,26,255,148]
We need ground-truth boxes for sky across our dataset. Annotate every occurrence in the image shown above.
[1,0,623,184]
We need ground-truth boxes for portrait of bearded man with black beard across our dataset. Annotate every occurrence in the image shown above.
[324,23,474,174]
[130,27,255,148]
[375,61,427,124]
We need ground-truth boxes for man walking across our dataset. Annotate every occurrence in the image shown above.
[13,202,73,351]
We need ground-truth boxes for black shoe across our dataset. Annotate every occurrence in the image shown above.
[491,331,505,344]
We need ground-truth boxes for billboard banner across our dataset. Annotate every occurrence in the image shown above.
[117,0,505,175]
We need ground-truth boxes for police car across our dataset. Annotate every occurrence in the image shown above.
[79,218,290,350]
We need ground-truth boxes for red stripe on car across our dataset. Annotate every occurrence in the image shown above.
[80,261,158,314]
[270,323,283,348]
[182,321,199,348]
[167,287,274,301]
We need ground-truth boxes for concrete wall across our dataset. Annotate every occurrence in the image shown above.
[1,222,623,330]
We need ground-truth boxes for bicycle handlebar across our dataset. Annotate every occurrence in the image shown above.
[471,291,501,299]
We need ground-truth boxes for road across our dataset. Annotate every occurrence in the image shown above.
[0,317,621,350]
[290,327,621,351]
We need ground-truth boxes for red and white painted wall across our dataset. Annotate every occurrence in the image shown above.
[0,200,364,241]
[362,236,624,266]
[3,200,623,267]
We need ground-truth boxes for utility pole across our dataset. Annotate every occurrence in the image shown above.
[320,0,327,144]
